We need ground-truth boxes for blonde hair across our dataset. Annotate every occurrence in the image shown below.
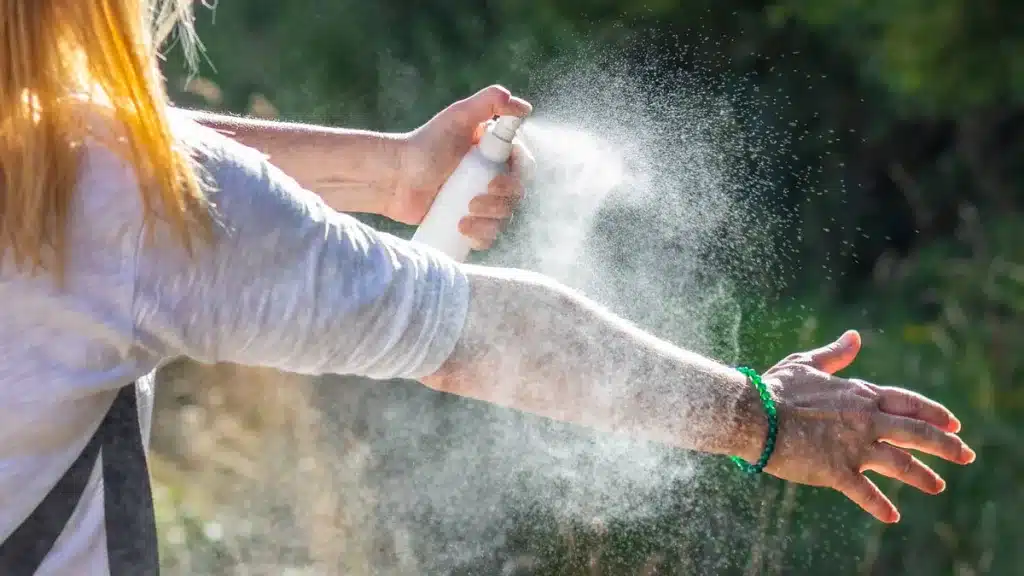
[0,0,210,278]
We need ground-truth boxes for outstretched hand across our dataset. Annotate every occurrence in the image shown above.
[760,330,975,523]
[386,86,536,251]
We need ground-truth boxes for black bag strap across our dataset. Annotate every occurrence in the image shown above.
[0,384,160,575]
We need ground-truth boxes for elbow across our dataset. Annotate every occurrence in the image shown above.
[418,369,452,394]
[416,265,580,398]
[418,352,475,397]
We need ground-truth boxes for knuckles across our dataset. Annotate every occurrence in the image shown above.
[782,352,806,364]
[847,378,880,400]
[898,452,916,476]
[770,362,814,379]
[482,84,512,101]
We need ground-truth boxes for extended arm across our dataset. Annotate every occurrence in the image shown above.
[420,265,974,524]
[421,265,767,462]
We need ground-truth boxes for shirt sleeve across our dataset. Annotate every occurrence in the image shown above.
[131,122,469,380]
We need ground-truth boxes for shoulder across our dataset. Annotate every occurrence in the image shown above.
[75,105,286,207]
[71,108,146,245]
[77,105,327,239]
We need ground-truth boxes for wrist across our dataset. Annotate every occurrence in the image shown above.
[375,132,413,220]
[728,370,772,464]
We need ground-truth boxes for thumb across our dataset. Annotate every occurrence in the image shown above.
[453,85,533,126]
[803,330,862,374]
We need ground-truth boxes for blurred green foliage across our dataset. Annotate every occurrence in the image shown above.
[160,1,1022,573]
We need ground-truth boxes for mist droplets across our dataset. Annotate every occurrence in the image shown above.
[337,36,799,574]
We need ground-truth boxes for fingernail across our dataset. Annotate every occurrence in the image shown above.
[935,478,947,493]
[963,447,977,463]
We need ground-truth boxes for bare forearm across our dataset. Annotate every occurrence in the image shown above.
[179,109,403,215]
[421,266,768,461]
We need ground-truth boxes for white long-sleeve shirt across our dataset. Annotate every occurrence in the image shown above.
[0,116,469,574]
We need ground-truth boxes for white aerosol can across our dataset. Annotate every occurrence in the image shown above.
[411,114,525,262]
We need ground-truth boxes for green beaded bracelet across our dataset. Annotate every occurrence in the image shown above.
[729,367,778,474]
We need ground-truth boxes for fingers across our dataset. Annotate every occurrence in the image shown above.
[458,217,502,251]
[459,165,527,251]
[461,185,516,248]
[872,386,961,433]
[469,194,517,219]
[874,413,976,464]
[861,442,945,494]
[838,474,900,523]
[799,330,861,374]
[457,85,533,124]
[485,172,525,200]
[464,172,522,223]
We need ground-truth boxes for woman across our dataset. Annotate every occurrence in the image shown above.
[0,1,975,574]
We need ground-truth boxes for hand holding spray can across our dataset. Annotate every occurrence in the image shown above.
[411,115,525,262]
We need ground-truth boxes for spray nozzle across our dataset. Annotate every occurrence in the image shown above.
[489,115,524,143]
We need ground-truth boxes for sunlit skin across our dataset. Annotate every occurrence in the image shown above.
[756,330,972,523]
[425,270,975,524]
